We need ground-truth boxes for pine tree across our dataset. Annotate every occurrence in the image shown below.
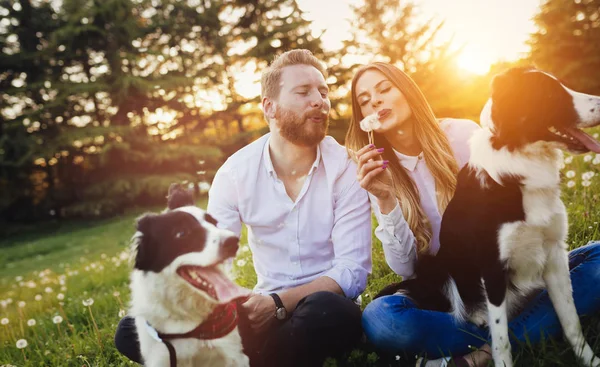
[529,0,600,93]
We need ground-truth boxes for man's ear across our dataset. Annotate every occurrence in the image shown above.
[262,97,276,121]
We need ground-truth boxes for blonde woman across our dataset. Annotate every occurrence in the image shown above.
[346,62,600,367]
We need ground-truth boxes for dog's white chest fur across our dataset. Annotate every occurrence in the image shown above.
[497,186,568,318]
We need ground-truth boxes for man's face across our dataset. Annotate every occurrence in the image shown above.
[269,64,331,147]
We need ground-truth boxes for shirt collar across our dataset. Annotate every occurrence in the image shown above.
[393,149,423,172]
[263,135,321,178]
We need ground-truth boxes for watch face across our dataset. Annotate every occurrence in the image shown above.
[275,307,287,320]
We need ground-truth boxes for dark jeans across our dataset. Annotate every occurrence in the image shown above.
[115,291,362,367]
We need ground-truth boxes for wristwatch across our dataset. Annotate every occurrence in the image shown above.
[269,293,287,320]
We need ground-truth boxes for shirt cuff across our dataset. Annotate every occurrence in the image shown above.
[379,200,403,232]
[322,265,364,299]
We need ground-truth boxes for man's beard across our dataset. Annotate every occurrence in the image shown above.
[275,107,329,147]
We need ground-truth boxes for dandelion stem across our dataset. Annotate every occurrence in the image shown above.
[21,348,27,362]
[88,306,103,350]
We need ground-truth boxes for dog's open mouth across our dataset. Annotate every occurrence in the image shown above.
[176,265,250,304]
[548,126,600,153]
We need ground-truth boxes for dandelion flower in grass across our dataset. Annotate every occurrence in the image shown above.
[0,300,6,308]
[567,180,576,188]
[44,287,53,293]
[119,309,126,318]
[584,155,593,162]
[566,170,576,178]
[582,180,592,187]
[582,171,595,180]
[1,317,9,325]
[594,158,600,165]
[52,315,63,324]
[236,259,247,267]
[27,319,36,326]
[18,301,26,308]
[113,291,120,297]
[564,156,574,164]
[16,339,28,349]
[57,293,65,300]
[15,276,23,282]
[595,133,600,139]
[35,294,42,301]
[82,298,94,306]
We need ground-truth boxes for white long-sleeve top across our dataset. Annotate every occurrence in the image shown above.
[207,133,372,299]
[371,118,480,278]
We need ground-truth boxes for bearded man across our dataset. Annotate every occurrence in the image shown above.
[114,49,372,367]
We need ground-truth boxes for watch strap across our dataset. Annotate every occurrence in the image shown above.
[269,293,284,309]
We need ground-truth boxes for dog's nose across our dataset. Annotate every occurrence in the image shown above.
[221,236,239,258]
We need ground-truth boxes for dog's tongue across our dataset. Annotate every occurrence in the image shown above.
[566,127,600,153]
[201,267,251,303]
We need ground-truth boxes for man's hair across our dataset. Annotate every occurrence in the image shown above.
[261,49,327,100]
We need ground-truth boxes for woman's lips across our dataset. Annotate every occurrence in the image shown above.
[377,109,392,120]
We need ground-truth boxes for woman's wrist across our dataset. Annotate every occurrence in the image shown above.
[377,194,397,215]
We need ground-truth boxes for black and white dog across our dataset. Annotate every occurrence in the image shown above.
[385,68,600,367]
[128,184,251,367]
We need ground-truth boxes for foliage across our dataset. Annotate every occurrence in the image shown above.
[529,0,600,94]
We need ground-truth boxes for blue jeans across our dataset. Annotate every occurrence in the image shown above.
[362,241,600,359]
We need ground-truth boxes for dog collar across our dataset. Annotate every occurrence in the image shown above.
[156,302,239,341]
[145,302,239,367]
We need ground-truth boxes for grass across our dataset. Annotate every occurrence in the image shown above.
[1,149,600,366]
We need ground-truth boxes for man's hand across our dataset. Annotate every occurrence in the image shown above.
[240,294,276,333]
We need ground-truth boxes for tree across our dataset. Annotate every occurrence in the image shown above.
[529,0,600,93]
[0,0,326,223]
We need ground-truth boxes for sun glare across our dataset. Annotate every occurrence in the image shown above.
[456,47,494,75]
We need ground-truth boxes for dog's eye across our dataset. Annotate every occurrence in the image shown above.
[205,214,218,226]
[174,230,187,239]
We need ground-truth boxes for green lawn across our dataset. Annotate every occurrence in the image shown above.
[1,151,600,366]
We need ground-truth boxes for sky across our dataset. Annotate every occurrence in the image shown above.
[297,0,543,74]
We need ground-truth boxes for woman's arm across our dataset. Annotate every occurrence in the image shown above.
[370,193,418,278]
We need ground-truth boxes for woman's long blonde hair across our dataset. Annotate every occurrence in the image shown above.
[345,63,459,254]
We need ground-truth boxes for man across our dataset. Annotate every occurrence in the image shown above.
[114,49,372,366]
[208,49,372,366]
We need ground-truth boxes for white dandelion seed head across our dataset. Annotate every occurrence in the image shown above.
[359,113,381,132]
[44,287,53,293]
[236,259,247,267]
[566,170,576,178]
[101,253,107,259]
[57,293,65,300]
[1,318,9,325]
[582,180,592,187]
[82,298,94,306]
[60,286,67,292]
[15,276,23,282]
[594,133,599,139]
[52,315,63,324]
[584,155,593,162]
[567,180,576,188]
[27,319,36,326]
[18,301,26,308]
[16,339,28,349]
[6,298,12,304]
[395,355,400,360]
[582,171,595,180]
[44,350,50,355]
[564,156,574,164]
[113,291,120,297]
[241,245,250,252]
[593,158,600,165]
[118,309,126,318]
[0,300,6,308]
[35,294,42,301]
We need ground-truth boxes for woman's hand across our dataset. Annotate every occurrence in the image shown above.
[355,145,393,199]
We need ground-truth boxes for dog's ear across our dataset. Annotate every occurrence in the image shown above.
[166,183,195,210]
[136,212,158,234]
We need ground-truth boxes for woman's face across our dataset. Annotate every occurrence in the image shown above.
[354,69,413,134]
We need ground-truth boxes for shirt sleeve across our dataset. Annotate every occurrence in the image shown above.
[207,161,242,237]
[322,160,372,299]
[370,194,418,278]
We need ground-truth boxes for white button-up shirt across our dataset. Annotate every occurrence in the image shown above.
[207,133,372,299]
[370,118,480,278]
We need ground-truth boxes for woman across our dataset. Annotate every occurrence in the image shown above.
[345,62,600,367]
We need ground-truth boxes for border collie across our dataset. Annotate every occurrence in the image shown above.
[384,68,600,367]
[128,184,250,367]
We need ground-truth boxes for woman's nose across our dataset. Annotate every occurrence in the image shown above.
[371,97,383,108]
